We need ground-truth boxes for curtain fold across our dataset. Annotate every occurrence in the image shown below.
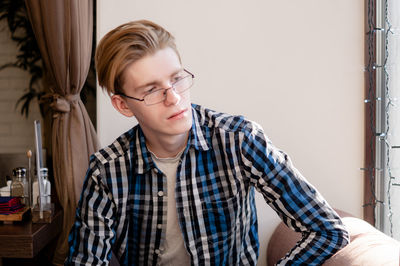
[24,0,99,264]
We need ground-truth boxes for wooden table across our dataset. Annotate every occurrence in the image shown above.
[0,208,62,259]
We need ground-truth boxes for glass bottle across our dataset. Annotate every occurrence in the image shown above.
[32,168,51,210]
[41,168,51,210]
[11,167,28,205]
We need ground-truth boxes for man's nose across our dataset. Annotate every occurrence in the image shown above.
[164,87,181,106]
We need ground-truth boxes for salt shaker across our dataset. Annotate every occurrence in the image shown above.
[32,167,51,210]
[11,167,28,205]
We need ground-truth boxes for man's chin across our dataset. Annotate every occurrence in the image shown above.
[168,122,192,137]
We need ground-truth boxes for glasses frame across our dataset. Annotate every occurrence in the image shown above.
[116,69,195,106]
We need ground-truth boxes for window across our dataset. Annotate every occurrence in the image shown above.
[365,0,400,240]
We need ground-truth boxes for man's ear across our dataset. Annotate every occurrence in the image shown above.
[111,95,135,117]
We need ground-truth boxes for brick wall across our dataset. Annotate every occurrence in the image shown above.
[0,21,42,154]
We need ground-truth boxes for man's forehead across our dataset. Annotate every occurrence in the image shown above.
[122,48,183,89]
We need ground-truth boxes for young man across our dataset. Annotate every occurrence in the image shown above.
[66,20,349,265]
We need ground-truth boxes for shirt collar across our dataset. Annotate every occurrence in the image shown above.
[131,127,155,174]
[187,104,211,152]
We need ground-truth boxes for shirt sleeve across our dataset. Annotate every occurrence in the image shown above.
[65,156,116,265]
[239,121,349,265]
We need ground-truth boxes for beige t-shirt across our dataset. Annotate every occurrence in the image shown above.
[150,149,191,266]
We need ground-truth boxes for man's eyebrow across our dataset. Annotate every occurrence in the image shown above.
[134,81,157,92]
[134,68,184,91]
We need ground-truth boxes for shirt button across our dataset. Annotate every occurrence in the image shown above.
[158,191,164,197]
[155,249,160,255]
[157,224,162,229]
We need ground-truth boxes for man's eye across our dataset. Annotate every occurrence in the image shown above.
[145,87,158,93]
[173,76,183,83]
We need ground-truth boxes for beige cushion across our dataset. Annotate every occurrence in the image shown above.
[267,212,400,266]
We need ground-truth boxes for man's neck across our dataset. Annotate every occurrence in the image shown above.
[145,131,189,159]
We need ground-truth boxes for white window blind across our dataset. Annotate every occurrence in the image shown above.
[372,0,400,240]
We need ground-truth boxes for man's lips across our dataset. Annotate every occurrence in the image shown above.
[168,109,187,119]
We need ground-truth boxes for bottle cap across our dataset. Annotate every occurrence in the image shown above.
[40,168,48,176]
[12,167,26,177]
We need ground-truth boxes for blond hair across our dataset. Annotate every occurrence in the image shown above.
[95,20,180,95]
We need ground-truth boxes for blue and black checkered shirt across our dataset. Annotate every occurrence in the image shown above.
[66,104,348,265]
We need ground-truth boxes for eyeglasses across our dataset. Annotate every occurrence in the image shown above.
[117,69,194,106]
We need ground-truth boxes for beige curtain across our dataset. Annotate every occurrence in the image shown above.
[25,0,99,264]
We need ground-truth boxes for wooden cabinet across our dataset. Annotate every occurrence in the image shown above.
[0,208,62,259]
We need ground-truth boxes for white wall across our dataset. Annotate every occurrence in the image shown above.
[97,1,364,263]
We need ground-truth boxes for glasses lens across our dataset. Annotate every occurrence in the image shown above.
[174,75,193,93]
[144,89,165,105]
[143,73,194,105]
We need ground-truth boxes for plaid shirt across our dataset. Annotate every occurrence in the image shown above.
[66,104,348,265]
